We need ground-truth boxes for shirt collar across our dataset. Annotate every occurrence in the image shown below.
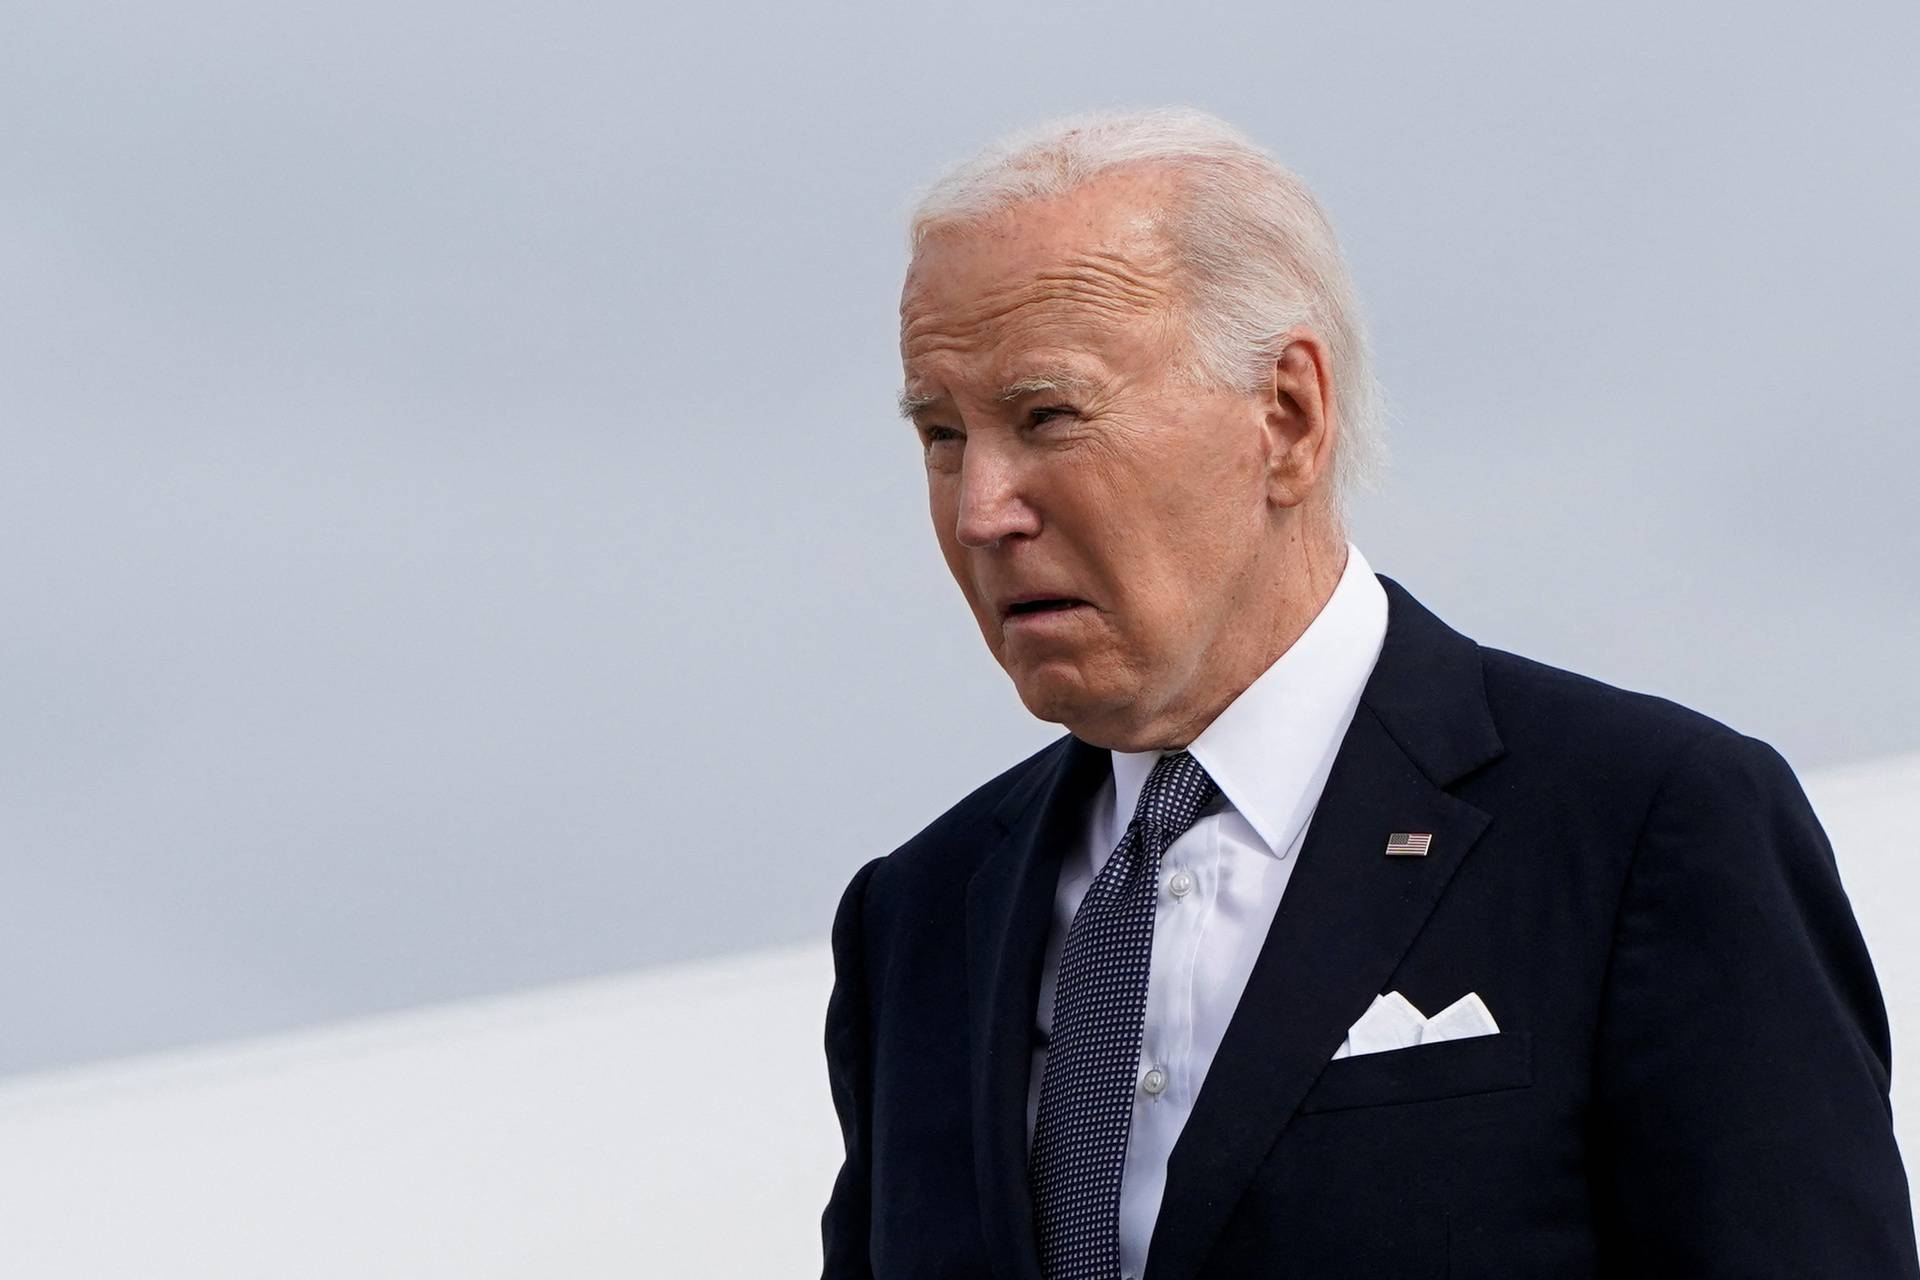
[1108,541,1389,859]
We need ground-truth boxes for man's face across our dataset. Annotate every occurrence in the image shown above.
[898,171,1281,746]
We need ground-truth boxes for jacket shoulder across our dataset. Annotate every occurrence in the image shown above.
[1474,641,1755,773]
[891,731,1073,863]
[839,731,1077,908]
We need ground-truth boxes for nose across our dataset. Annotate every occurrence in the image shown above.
[953,438,1041,548]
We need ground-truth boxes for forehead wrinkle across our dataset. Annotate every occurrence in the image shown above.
[1053,248,1168,309]
[1022,271,1160,322]
[901,258,1173,364]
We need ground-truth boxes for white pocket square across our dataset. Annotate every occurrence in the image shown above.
[1330,991,1499,1060]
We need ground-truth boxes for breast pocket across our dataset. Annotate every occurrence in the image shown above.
[1297,1029,1534,1114]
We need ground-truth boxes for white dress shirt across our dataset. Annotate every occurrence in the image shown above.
[1024,541,1389,1280]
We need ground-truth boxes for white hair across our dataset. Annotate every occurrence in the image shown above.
[904,105,1389,526]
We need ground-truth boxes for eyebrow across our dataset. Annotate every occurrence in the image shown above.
[895,369,1102,421]
[896,387,941,420]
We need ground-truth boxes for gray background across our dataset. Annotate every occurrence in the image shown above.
[2,0,1914,1079]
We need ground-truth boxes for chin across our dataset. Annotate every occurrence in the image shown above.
[1007,667,1075,721]
[1009,664,1111,730]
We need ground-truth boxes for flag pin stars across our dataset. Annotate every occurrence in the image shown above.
[1385,831,1433,857]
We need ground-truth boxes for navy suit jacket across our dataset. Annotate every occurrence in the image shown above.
[821,574,1918,1278]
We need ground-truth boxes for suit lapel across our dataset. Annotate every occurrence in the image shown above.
[965,730,1110,1280]
[1142,574,1504,1280]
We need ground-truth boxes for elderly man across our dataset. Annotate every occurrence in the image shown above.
[820,106,1917,1279]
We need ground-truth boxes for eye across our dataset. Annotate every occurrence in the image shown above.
[918,425,964,465]
[1028,404,1077,426]
[918,425,963,473]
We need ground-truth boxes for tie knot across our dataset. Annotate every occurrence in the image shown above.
[1131,749,1219,841]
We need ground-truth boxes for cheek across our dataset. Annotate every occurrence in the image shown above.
[1102,511,1237,650]
[925,476,957,545]
[925,482,981,601]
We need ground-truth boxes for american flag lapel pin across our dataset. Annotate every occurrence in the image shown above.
[1385,831,1433,857]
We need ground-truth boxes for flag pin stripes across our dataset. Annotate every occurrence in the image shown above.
[1385,831,1433,857]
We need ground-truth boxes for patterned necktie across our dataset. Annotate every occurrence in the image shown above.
[1027,748,1222,1280]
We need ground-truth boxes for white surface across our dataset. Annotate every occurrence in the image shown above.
[1,752,1916,1277]
[0,944,843,1278]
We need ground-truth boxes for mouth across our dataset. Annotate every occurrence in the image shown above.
[1001,596,1094,628]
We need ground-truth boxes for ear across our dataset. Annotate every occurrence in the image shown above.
[1259,328,1337,510]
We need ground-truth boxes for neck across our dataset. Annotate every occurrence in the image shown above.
[1081,526,1350,752]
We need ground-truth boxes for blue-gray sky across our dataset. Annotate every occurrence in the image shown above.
[2,0,1915,1078]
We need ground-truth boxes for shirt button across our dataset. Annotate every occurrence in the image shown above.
[1167,870,1192,899]
[1141,1066,1168,1096]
